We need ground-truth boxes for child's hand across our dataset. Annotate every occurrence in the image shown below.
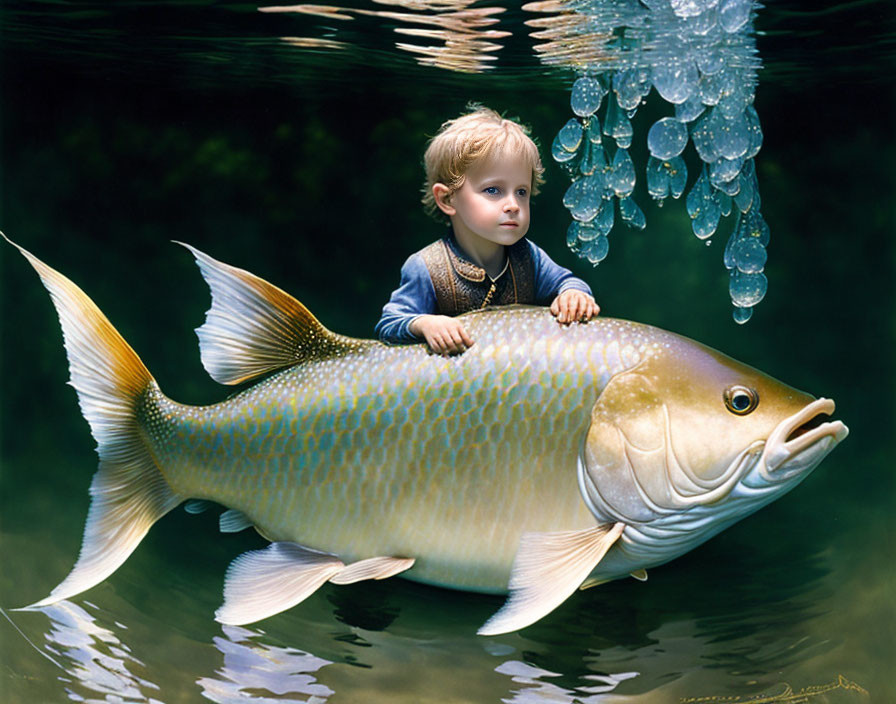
[410,315,475,355]
[551,290,599,324]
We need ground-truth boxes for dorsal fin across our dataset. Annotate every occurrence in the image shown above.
[177,243,362,385]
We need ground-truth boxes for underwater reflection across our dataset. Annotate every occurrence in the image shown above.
[199,625,334,703]
[38,600,163,704]
[260,1,510,73]
[22,543,846,704]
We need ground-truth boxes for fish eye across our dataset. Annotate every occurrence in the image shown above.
[724,385,759,415]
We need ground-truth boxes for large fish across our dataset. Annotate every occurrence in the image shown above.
[5,236,848,635]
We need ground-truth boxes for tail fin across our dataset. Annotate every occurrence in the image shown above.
[3,234,181,608]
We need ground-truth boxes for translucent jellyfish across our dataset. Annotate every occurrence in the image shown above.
[730,236,767,273]
[568,219,598,245]
[579,137,607,176]
[691,112,720,162]
[733,306,753,324]
[652,60,699,104]
[691,6,719,36]
[719,0,752,33]
[607,148,636,197]
[745,105,763,158]
[647,156,670,201]
[709,109,751,159]
[692,197,721,239]
[715,173,742,196]
[670,0,716,19]
[614,69,650,110]
[571,76,607,117]
[697,45,726,75]
[675,93,706,122]
[729,270,767,307]
[668,156,688,198]
[717,191,732,217]
[687,170,721,238]
[566,220,580,248]
[709,155,744,184]
[595,198,615,236]
[648,117,689,160]
[557,119,584,152]
[584,235,610,265]
[698,71,724,106]
[564,174,604,222]
[747,209,770,246]
[733,171,754,212]
[716,69,754,120]
[587,117,603,144]
[687,168,712,217]
[552,134,578,163]
[604,95,633,148]
[619,196,646,229]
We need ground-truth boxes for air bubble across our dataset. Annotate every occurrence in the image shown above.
[719,0,751,33]
[552,134,578,163]
[729,270,767,307]
[619,197,646,229]
[733,306,753,324]
[571,77,606,117]
[557,119,584,152]
[731,237,767,273]
[652,60,699,104]
[648,117,688,159]
[584,235,610,265]
[569,219,598,244]
[607,148,636,197]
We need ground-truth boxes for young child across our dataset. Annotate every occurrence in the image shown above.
[375,106,598,355]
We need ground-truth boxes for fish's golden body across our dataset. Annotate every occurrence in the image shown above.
[5,236,848,634]
[147,310,651,591]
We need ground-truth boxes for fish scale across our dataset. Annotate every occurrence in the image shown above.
[147,310,643,591]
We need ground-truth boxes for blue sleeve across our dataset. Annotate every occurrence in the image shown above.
[374,254,437,344]
[528,240,593,305]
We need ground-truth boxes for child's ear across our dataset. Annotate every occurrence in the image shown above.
[433,183,456,216]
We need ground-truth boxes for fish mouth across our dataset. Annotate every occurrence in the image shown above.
[764,398,849,473]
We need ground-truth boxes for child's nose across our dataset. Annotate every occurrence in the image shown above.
[504,197,520,212]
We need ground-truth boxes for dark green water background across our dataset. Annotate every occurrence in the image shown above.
[1,1,893,702]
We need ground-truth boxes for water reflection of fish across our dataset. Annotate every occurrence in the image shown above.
[6,237,847,635]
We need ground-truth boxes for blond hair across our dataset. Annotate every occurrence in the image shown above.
[421,106,545,220]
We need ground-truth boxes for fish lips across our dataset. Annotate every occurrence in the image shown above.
[762,398,849,478]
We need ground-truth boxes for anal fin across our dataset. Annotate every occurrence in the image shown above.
[216,543,343,625]
[478,523,624,636]
[330,556,415,585]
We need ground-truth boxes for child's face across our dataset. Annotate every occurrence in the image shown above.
[440,153,532,248]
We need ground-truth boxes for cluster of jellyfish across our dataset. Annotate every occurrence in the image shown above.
[550,0,769,323]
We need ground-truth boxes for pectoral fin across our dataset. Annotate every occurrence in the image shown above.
[216,542,416,625]
[478,523,625,636]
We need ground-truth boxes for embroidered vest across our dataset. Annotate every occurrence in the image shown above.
[419,235,536,316]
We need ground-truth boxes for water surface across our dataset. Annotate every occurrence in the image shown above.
[1,1,893,702]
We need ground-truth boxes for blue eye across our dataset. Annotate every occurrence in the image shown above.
[483,186,499,195]
[517,189,529,197]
